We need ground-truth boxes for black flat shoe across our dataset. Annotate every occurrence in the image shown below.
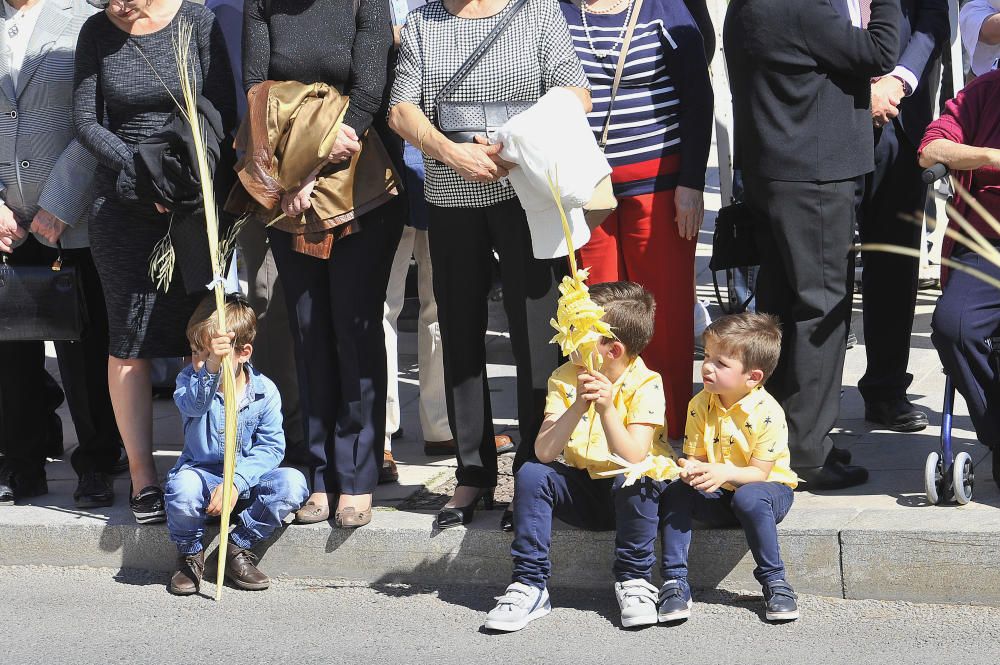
[864,398,929,432]
[436,487,495,529]
[796,460,868,491]
[500,508,513,533]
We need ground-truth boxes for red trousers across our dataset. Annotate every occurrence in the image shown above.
[579,188,695,439]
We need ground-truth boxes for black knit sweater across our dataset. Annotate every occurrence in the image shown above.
[242,0,393,135]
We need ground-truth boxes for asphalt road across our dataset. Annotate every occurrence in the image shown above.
[6,565,999,665]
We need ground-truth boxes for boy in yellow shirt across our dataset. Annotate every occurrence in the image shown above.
[484,282,677,632]
[659,312,800,623]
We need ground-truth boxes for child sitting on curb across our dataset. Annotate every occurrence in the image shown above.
[484,281,678,632]
[166,294,308,596]
[658,312,800,622]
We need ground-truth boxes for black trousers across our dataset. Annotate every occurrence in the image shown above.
[857,119,926,402]
[270,205,403,495]
[744,174,860,470]
[0,237,121,476]
[931,247,1000,448]
[427,199,565,488]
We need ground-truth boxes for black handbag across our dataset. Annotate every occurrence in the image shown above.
[434,0,532,143]
[0,247,86,342]
[709,201,760,314]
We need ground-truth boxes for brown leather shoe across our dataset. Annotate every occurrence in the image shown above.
[225,542,269,590]
[335,506,372,528]
[168,550,205,596]
[294,500,330,524]
[378,450,399,485]
[424,436,515,456]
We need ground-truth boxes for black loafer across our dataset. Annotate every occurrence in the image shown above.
[796,460,868,491]
[500,508,513,533]
[75,471,115,509]
[0,466,47,505]
[828,446,852,465]
[865,398,929,432]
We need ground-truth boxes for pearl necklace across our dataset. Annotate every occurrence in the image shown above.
[580,0,635,61]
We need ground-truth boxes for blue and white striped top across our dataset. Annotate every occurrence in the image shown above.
[560,0,713,196]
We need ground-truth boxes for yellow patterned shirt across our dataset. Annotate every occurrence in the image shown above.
[683,386,798,490]
[544,358,678,480]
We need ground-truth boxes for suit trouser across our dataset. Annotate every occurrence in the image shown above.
[0,237,120,476]
[384,226,452,446]
[270,205,403,495]
[858,119,925,402]
[744,174,859,469]
[238,219,306,452]
[427,199,565,488]
[578,189,695,440]
[931,248,1000,448]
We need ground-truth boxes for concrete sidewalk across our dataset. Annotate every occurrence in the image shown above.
[3,163,999,606]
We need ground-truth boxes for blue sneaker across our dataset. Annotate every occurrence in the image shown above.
[657,578,692,622]
[763,579,799,621]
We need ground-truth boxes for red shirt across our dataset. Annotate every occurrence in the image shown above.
[920,70,1000,245]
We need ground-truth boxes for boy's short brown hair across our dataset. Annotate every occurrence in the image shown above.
[588,281,656,357]
[186,293,257,351]
[703,312,782,382]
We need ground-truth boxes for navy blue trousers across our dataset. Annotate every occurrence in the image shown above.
[270,206,403,495]
[931,247,1000,448]
[660,480,794,586]
[510,461,671,588]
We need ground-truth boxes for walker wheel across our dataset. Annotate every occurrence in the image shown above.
[952,451,974,505]
[924,451,943,505]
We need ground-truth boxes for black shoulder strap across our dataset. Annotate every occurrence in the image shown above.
[434,0,530,105]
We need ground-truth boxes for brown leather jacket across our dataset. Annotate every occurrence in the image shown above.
[225,81,400,258]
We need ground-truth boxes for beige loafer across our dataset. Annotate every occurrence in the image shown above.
[294,501,330,524]
[335,506,372,529]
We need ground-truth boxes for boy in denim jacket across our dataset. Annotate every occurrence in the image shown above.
[166,295,307,595]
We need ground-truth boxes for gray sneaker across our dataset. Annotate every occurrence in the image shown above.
[484,582,551,632]
[615,579,659,628]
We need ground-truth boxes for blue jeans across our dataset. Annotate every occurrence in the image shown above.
[511,461,663,588]
[165,466,308,555]
[510,462,614,588]
[660,480,794,586]
[612,475,671,583]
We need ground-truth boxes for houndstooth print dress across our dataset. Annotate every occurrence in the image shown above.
[390,0,589,209]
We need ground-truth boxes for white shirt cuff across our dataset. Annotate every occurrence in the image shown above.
[890,66,919,96]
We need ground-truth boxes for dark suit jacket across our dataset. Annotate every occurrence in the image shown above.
[891,0,950,145]
[724,0,901,182]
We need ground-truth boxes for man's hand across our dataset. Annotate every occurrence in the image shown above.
[206,482,239,516]
[674,186,704,241]
[682,461,733,493]
[871,76,903,127]
[579,369,614,414]
[280,173,318,218]
[30,209,68,245]
[0,204,25,253]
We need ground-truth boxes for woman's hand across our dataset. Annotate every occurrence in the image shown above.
[674,185,704,241]
[154,203,171,214]
[281,173,318,218]
[327,124,362,164]
[443,137,509,183]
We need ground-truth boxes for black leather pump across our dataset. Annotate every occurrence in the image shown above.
[436,487,495,529]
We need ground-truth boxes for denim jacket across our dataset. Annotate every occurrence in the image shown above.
[171,363,285,495]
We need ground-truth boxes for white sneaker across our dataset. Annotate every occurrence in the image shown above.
[484,582,551,632]
[615,579,659,628]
